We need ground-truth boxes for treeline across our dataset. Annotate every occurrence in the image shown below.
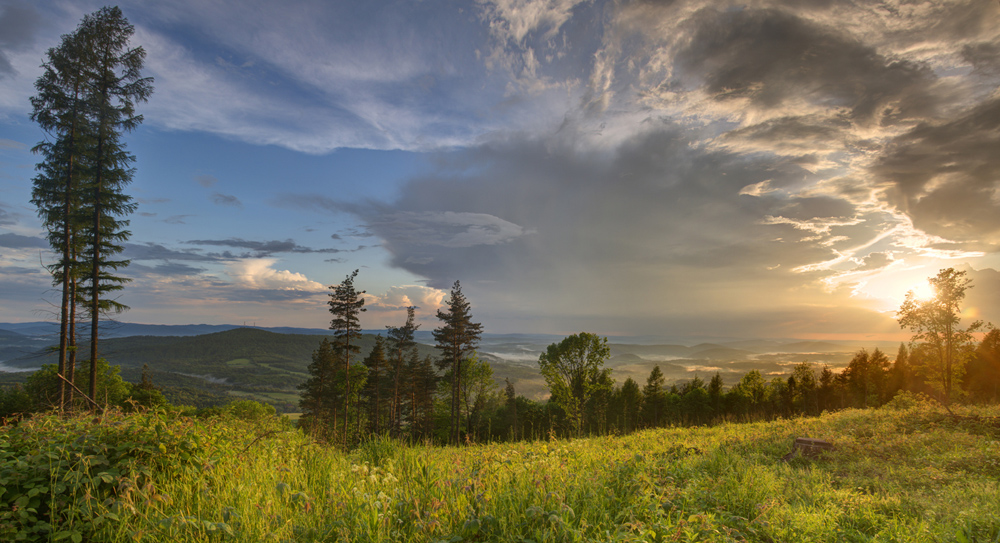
[294,267,1000,446]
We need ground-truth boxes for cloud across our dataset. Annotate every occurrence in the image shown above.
[0,1,40,77]
[365,210,533,249]
[873,97,1000,249]
[183,238,347,257]
[225,258,325,293]
[365,285,447,312]
[0,137,26,149]
[124,242,222,262]
[852,252,893,272]
[0,232,47,249]
[210,192,242,207]
[129,261,208,277]
[164,215,194,224]
[195,174,218,187]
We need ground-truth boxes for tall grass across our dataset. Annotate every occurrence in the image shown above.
[2,398,999,542]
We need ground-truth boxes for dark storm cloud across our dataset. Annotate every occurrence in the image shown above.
[211,192,242,207]
[673,7,939,124]
[963,43,1000,77]
[293,123,864,334]
[720,115,851,155]
[0,232,47,249]
[183,238,348,257]
[0,1,40,77]
[873,97,1000,248]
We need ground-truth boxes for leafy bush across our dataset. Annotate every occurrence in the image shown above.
[0,409,261,542]
[224,398,276,421]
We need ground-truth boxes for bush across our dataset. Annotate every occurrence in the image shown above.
[224,398,277,421]
[883,389,935,410]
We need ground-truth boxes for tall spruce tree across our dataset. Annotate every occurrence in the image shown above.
[299,338,337,439]
[386,306,419,436]
[433,281,482,445]
[30,7,151,407]
[328,270,365,444]
[30,26,90,408]
[361,335,388,435]
[79,7,152,403]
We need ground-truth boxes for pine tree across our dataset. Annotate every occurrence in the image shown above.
[408,353,438,440]
[433,281,483,445]
[361,335,388,435]
[642,365,666,427]
[386,306,419,436]
[327,270,365,444]
[30,7,152,408]
[30,15,92,409]
[299,338,337,439]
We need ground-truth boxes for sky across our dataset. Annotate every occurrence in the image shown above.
[0,0,999,340]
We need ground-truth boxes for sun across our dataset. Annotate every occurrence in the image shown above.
[906,280,935,302]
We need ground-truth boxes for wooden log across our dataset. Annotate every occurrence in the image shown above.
[794,437,834,456]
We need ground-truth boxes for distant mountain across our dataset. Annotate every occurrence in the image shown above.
[0,321,333,339]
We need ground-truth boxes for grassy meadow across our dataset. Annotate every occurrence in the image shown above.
[2,397,999,542]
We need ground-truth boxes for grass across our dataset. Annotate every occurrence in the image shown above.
[2,398,999,542]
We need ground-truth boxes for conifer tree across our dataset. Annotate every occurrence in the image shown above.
[386,306,419,436]
[30,26,90,408]
[641,365,666,427]
[361,335,388,434]
[299,338,337,439]
[433,281,483,445]
[408,353,438,440]
[30,7,152,407]
[328,270,366,444]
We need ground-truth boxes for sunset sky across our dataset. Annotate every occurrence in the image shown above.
[1,0,998,339]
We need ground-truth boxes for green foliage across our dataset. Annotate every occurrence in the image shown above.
[898,268,986,405]
[2,403,997,542]
[433,280,483,445]
[25,358,131,411]
[224,399,277,421]
[538,332,612,437]
[0,408,287,543]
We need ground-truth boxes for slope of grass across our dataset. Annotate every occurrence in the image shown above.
[2,399,998,542]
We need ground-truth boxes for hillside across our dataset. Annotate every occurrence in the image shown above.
[0,326,910,409]
[3,400,997,542]
[0,328,540,409]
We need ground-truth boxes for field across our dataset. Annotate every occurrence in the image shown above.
[3,397,999,542]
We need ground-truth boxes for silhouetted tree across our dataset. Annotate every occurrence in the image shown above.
[965,327,1000,403]
[898,268,985,405]
[642,365,667,427]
